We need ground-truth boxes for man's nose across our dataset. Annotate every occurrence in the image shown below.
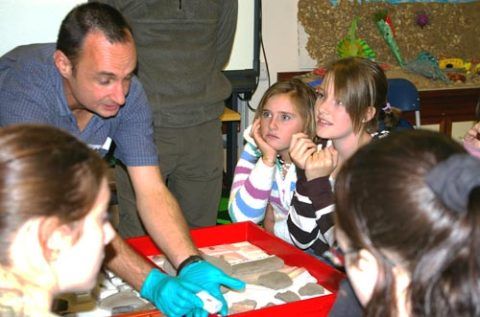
[111,83,126,105]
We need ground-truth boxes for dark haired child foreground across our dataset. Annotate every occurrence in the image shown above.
[333,129,480,317]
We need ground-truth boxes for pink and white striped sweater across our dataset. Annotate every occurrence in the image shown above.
[228,126,297,244]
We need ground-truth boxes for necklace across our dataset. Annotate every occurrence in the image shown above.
[277,156,291,178]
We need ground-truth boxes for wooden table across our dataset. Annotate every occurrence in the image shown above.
[220,106,241,122]
[221,106,241,187]
[412,87,479,136]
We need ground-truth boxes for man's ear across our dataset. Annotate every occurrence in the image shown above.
[53,50,73,78]
[364,106,376,123]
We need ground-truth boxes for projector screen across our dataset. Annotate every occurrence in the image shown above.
[224,0,255,71]
[0,0,259,72]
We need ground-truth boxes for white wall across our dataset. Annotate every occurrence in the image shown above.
[0,0,86,56]
[248,0,310,124]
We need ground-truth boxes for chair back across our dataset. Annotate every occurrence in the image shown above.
[387,78,421,127]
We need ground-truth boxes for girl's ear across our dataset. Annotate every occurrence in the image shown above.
[44,221,75,262]
[363,106,376,123]
[53,50,73,78]
[356,249,379,274]
[347,248,380,306]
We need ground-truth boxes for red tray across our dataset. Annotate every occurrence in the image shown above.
[121,221,344,317]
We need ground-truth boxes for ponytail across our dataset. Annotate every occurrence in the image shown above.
[378,102,402,131]
[409,192,480,316]
[410,156,480,316]
[364,257,399,317]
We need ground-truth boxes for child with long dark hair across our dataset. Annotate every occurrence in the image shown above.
[334,129,480,316]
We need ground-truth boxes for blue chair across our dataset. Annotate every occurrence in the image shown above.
[387,78,421,128]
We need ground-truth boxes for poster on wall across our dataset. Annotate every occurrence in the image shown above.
[329,0,477,4]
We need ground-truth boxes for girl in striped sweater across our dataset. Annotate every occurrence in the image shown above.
[228,79,317,243]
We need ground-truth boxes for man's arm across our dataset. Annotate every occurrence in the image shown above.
[104,234,154,290]
[105,226,206,316]
[127,165,199,267]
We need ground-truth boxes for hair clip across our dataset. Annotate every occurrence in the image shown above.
[425,154,480,213]
[382,102,392,113]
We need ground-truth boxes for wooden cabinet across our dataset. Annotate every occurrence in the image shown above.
[412,88,479,135]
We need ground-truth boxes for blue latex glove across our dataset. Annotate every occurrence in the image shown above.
[186,308,208,317]
[178,261,246,316]
[140,268,204,317]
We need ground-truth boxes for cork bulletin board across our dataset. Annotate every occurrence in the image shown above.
[298,0,480,88]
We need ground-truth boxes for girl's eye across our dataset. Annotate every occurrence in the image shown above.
[315,89,325,99]
[261,111,271,118]
[281,114,292,121]
[334,100,344,107]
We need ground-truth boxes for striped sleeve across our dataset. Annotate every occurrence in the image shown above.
[287,169,335,253]
[228,143,275,223]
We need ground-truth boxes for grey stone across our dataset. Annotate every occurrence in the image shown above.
[202,253,233,276]
[298,283,325,296]
[274,290,301,303]
[256,271,293,290]
[231,256,284,276]
[229,299,257,314]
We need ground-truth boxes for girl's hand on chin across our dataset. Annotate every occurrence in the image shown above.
[305,146,338,181]
[464,122,480,148]
[289,132,317,170]
[252,119,277,166]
